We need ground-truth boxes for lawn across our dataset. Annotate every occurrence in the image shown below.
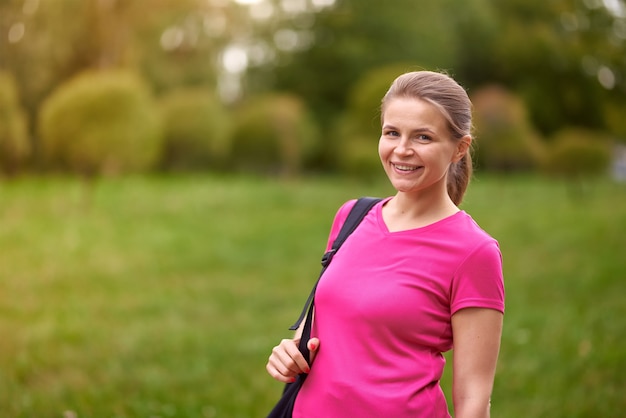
[0,174,624,417]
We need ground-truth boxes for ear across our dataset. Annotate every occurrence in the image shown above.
[452,135,472,163]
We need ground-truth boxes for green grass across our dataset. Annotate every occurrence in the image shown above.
[0,174,624,417]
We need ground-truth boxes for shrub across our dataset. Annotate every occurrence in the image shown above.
[471,85,545,171]
[335,63,416,177]
[158,88,232,172]
[543,128,611,178]
[38,70,163,176]
[332,117,382,179]
[230,93,319,176]
[0,71,30,175]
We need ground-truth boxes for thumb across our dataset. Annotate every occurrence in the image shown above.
[307,338,320,363]
[307,337,320,352]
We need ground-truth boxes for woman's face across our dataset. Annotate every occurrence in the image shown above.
[378,97,469,197]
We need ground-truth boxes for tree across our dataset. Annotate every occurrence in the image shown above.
[246,0,488,167]
[0,0,256,153]
[459,0,626,137]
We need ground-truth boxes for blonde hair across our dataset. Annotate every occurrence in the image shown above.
[381,71,473,205]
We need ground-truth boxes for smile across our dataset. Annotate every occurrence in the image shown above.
[392,163,422,172]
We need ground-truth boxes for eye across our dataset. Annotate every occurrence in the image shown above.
[383,129,400,138]
[415,134,432,142]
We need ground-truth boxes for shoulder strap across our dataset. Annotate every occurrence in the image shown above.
[288,197,382,331]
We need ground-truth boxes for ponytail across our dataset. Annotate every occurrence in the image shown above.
[447,150,473,205]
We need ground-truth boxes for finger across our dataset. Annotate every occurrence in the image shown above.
[281,339,311,374]
[307,337,320,352]
[267,349,299,377]
[266,361,297,384]
[307,337,320,363]
[267,340,310,378]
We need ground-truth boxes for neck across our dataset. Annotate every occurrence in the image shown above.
[382,191,459,232]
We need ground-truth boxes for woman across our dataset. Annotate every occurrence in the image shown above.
[266,70,505,418]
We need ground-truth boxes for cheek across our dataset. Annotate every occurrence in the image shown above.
[378,138,386,160]
[439,144,461,164]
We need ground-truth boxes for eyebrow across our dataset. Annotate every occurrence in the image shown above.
[382,124,437,135]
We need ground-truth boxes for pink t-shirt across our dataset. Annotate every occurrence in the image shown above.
[293,198,505,418]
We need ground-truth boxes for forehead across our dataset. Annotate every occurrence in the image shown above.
[382,97,447,129]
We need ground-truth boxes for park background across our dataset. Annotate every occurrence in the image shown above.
[1,0,625,416]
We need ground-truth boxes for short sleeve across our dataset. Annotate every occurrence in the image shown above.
[450,240,505,315]
[324,200,358,252]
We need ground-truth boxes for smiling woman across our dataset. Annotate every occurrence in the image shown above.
[379,71,474,207]
[266,71,504,418]
[378,97,471,210]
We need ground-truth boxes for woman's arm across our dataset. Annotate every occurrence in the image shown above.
[451,307,503,418]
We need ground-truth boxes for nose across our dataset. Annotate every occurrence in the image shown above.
[394,137,414,156]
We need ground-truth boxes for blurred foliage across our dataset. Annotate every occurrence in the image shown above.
[253,0,625,135]
[38,70,162,176]
[250,0,485,168]
[0,70,30,175]
[543,128,612,177]
[333,64,415,177]
[0,0,625,176]
[0,0,251,124]
[230,93,319,176]
[472,85,545,171]
[604,98,626,140]
[462,0,623,137]
[158,87,232,172]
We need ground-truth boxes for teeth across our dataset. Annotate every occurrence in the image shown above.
[394,164,418,171]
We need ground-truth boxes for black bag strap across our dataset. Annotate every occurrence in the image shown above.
[269,198,381,417]
[288,197,382,332]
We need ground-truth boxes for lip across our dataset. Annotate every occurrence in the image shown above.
[391,162,423,173]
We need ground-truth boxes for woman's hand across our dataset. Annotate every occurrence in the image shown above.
[266,337,320,383]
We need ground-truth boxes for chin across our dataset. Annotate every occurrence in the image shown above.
[389,181,418,193]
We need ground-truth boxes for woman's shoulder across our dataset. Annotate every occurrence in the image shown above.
[333,197,387,225]
[450,211,500,248]
[324,197,386,250]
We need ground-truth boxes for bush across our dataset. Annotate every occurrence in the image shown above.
[158,88,232,171]
[604,99,626,141]
[230,93,319,176]
[335,63,416,177]
[38,70,163,176]
[332,118,382,179]
[471,85,545,171]
[543,128,611,178]
[0,71,30,175]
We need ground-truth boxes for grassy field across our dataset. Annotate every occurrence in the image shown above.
[0,174,624,417]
